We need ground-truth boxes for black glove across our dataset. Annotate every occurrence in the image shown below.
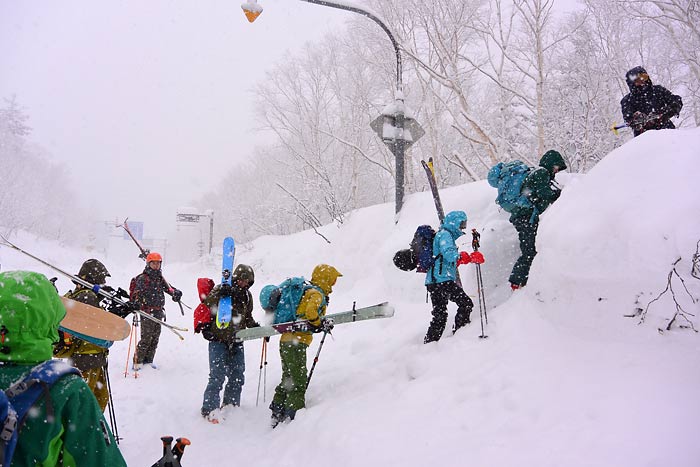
[644,112,663,129]
[312,318,334,333]
[172,289,182,302]
[630,111,646,131]
[101,285,115,294]
[219,283,233,297]
[127,300,141,311]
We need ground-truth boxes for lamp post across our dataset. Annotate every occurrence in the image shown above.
[242,0,416,216]
[298,0,407,215]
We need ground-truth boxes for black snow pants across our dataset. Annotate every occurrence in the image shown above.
[425,280,473,343]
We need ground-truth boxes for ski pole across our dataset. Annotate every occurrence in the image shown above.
[255,338,268,406]
[125,315,141,378]
[471,229,488,338]
[610,123,628,136]
[306,330,329,390]
[0,236,188,339]
[104,364,121,444]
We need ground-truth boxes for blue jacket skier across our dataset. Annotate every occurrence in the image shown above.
[424,210,484,343]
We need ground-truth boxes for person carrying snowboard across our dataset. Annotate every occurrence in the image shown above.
[503,150,566,290]
[424,210,484,343]
[0,271,126,466]
[265,264,342,427]
[621,66,682,137]
[199,264,259,423]
[130,252,182,370]
[53,259,123,411]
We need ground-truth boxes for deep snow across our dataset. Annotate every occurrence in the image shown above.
[1,128,699,467]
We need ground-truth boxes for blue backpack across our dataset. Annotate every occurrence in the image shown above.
[410,225,437,273]
[487,161,534,213]
[0,360,80,467]
[261,277,326,324]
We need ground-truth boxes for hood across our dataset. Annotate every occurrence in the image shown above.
[232,264,255,287]
[441,211,467,239]
[0,271,65,364]
[310,264,343,295]
[625,66,653,93]
[539,150,567,178]
[78,258,110,285]
[197,278,216,302]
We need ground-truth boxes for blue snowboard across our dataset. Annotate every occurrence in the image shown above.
[216,237,236,329]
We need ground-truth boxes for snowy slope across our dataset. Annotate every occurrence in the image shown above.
[1,128,699,467]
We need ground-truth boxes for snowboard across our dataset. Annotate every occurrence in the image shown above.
[234,302,395,341]
[216,237,236,329]
[59,297,131,346]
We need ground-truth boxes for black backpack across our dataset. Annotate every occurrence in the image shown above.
[393,225,437,272]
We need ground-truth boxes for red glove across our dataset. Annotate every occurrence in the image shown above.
[470,251,485,264]
[457,251,471,266]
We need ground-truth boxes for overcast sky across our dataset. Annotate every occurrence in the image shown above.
[0,1,347,238]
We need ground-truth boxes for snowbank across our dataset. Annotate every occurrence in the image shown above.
[1,128,699,467]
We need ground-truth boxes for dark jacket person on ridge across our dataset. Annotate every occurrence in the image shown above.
[620,66,683,137]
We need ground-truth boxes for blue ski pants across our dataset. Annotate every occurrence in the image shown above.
[201,340,245,416]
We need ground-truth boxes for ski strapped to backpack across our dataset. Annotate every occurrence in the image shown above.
[259,277,327,324]
[0,360,81,467]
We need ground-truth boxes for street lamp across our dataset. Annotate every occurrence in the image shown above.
[241,0,422,217]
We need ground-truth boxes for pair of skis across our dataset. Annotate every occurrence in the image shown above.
[0,236,188,340]
[234,302,395,342]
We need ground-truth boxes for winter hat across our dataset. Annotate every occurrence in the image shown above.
[0,271,65,364]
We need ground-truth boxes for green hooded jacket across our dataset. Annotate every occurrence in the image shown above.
[0,271,126,467]
[510,150,567,222]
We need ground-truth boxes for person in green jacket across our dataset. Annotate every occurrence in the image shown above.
[508,150,567,290]
[0,270,126,467]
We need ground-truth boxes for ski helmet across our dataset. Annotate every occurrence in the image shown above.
[146,252,163,263]
[232,264,255,287]
[78,259,111,285]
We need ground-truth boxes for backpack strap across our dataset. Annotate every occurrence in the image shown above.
[302,283,327,315]
[0,391,18,466]
[5,361,81,431]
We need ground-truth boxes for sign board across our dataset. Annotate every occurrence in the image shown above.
[370,114,425,151]
[123,221,144,241]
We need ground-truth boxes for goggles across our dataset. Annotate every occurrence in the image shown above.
[628,71,649,83]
